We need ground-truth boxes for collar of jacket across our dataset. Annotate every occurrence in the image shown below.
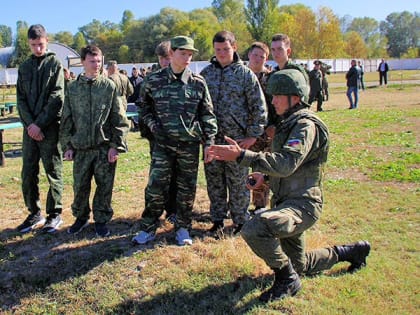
[209,51,243,69]
[280,102,310,121]
[166,66,193,84]
[77,73,102,84]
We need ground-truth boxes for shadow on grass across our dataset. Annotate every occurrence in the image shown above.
[106,275,272,315]
[0,218,166,309]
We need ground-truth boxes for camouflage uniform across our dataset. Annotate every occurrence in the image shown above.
[138,66,217,232]
[240,102,336,275]
[308,68,323,111]
[248,66,272,209]
[16,52,64,216]
[60,75,129,223]
[109,72,134,110]
[200,52,267,225]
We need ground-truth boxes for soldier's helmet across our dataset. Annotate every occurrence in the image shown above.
[267,69,309,100]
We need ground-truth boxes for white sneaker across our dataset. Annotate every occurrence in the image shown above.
[132,230,156,245]
[175,228,192,246]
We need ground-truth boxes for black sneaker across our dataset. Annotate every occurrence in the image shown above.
[17,213,46,233]
[67,218,89,234]
[95,222,110,237]
[42,214,63,233]
[232,224,243,236]
[209,220,224,233]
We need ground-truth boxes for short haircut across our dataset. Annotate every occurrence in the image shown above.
[213,30,236,45]
[27,24,47,40]
[271,34,291,47]
[249,41,269,56]
[80,45,103,61]
[155,41,171,57]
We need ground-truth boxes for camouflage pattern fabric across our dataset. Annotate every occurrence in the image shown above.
[60,74,129,222]
[71,146,116,223]
[240,104,333,274]
[200,52,267,225]
[138,66,218,232]
[17,52,65,215]
[139,141,200,232]
[21,122,63,214]
[308,69,323,111]
[109,72,134,110]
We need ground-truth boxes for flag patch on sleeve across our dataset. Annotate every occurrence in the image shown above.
[285,139,302,149]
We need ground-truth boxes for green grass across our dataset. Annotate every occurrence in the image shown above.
[0,83,419,314]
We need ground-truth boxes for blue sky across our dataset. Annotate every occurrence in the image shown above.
[2,0,419,35]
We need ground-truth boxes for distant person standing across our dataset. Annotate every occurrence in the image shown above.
[128,67,143,103]
[346,59,360,109]
[357,60,365,90]
[308,60,324,112]
[107,60,134,110]
[378,58,389,86]
[16,24,65,234]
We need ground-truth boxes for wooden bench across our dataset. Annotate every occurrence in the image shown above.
[0,121,23,166]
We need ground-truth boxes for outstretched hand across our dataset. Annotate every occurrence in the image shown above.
[206,136,243,162]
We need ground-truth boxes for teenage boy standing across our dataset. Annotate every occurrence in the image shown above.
[16,24,65,233]
[132,36,217,246]
[60,45,129,237]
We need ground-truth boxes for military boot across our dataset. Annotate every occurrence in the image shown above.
[259,260,301,302]
[334,240,371,273]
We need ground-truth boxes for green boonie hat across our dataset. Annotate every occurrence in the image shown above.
[170,36,198,52]
[267,69,309,99]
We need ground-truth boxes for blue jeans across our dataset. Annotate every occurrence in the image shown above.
[346,86,359,109]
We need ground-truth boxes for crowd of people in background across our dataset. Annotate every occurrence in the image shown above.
[14,23,371,303]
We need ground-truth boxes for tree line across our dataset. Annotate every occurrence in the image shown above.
[1,0,419,68]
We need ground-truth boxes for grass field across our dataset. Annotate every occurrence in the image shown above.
[0,75,419,314]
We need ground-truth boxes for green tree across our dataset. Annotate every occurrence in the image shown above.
[347,17,379,43]
[212,0,253,55]
[315,7,345,58]
[118,44,130,63]
[380,11,419,57]
[54,31,74,46]
[0,25,12,47]
[344,31,368,58]
[244,0,280,44]
[279,4,317,58]
[121,10,135,34]
[72,32,87,53]
[9,21,30,67]
[78,19,119,44]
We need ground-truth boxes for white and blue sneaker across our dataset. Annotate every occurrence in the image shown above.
[132,230,156,245]
[175,228,192,246]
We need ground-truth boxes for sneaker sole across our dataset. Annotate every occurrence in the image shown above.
[42,219,64,233]
[19,218,46,233]
[67,221,89,235]
[131,235,156,245]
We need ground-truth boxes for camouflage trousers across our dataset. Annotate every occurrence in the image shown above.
[204,159,250,225]
[139,140,200,232]
[241,199,339,275]
[21,125,63,215]
[71,146,116,224]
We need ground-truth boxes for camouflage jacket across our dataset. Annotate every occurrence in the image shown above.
[109,72,134,110]
[200,52,267,142]
[309,69,323,93]
[17,52,64,129]
[60,74,129,152]
[239,104,329,211]
[139,66,217,147]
